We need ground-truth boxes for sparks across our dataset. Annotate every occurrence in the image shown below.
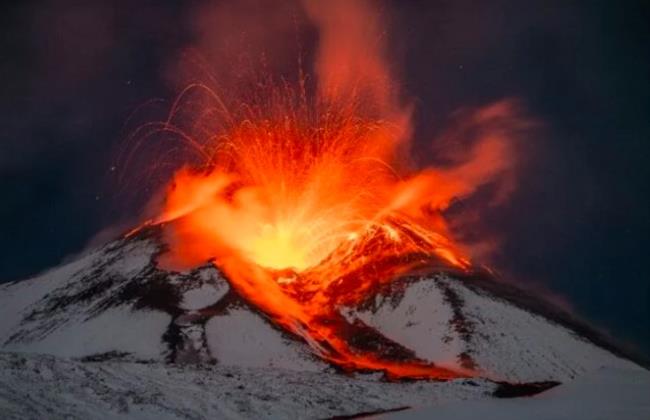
[127,0,522,380]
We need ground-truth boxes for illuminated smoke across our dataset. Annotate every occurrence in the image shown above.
[126,0,528,379]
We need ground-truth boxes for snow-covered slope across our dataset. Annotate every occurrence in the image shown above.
[0,226,646,418]
[346,274,640,382]
[0,234,170,360]
[0,228,324,371]
[384,366,650,420]
[0,351,495,419]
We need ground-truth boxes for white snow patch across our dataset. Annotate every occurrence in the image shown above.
[384,366,650,420]
[108,243,156,278]
[5,306,170,360]
[446,278,638,382]
[205,309,325,372]
[346,280,462,368]
[180,284,228,311]
[0,250,101,340]
[0,351,496,419]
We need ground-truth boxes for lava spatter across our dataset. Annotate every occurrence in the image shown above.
[129,0,522,380]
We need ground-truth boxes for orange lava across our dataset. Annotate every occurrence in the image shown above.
[131,0,521,379]
[146,86,518,379]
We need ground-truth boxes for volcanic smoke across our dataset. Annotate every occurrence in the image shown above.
[126,0,524,380]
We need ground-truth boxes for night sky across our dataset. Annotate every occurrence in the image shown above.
[1,1,648,354]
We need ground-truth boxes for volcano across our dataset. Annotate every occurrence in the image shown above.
[2,1,649,416]
[1,225,647,419]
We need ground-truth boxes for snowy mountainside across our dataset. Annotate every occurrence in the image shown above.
[0,226,642,381]
[0,226,647,419]
[385,366,650,420]
[0,228,323,371]
[346,274,641,382]
[0,351,496,420]
[0,234,170,360]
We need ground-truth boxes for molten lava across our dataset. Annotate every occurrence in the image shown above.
[141,87,518,380]
[156,102,477,273]
[128,0,522,380]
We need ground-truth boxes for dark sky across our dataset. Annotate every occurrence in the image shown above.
[1,1,648,354]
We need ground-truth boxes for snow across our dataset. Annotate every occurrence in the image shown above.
[344,275,638,382]
[0,351,495,420]
[346,279,463,368]
[0,250,100,340]
[106,239,158,277]
[204,309,325,372]
[445,277,638,382]
[180,284,228,311]
[0,236,168,360]
[383,366,650,420]
[1,232,647,419]
[5,305,170,360]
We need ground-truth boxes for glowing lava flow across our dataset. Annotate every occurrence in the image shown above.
[140,87,517,380]
[155,104,475,274]
[126,0,522,380]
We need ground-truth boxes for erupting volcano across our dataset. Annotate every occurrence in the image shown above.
[122,0,522,380]
[2,1,648,418]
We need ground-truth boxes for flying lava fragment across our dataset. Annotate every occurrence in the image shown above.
[127,0,525,379]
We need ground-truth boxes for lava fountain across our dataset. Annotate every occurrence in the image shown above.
[126,0,523,380]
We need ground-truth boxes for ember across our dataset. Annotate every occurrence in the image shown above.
[130,0,523,379]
